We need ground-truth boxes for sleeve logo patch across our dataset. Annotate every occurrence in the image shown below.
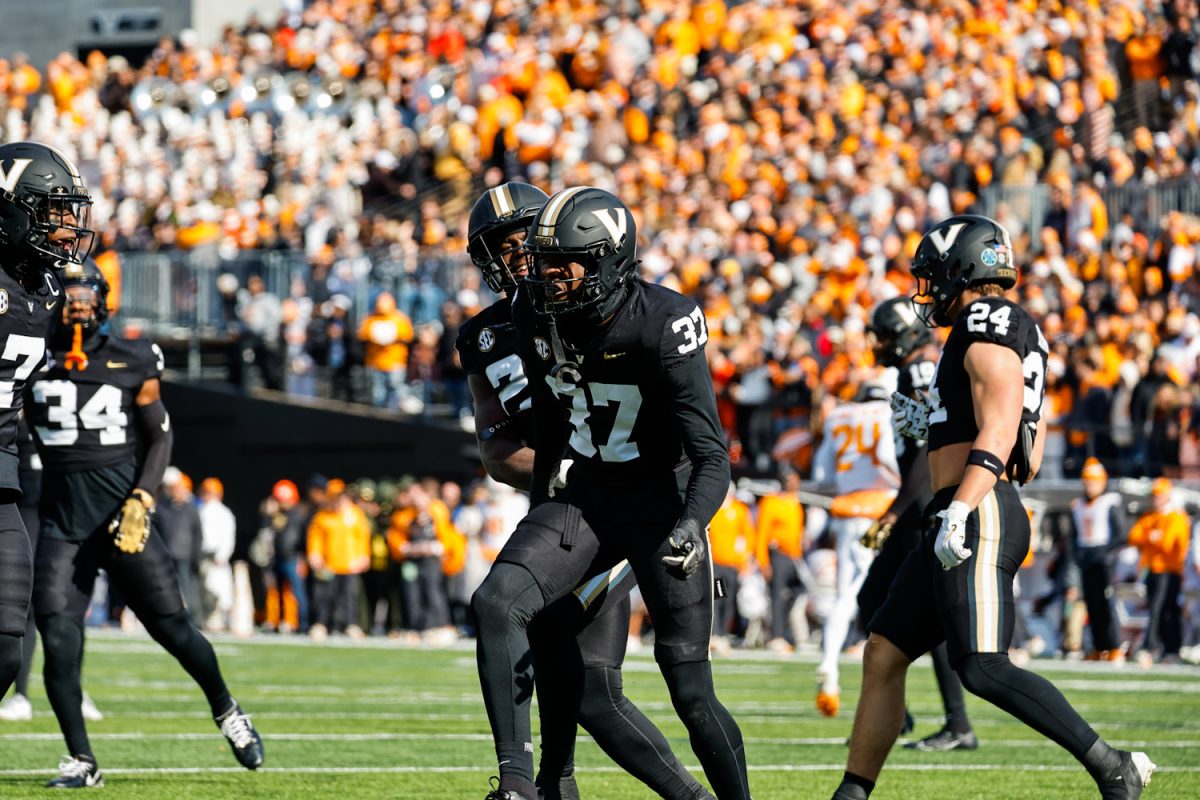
[534,337,551,361]
[477,328,495,353]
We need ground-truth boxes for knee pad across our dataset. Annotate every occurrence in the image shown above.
[664,661,714,723]
[955,652,1010,701]
[36,615,84,676]
[578,666,624,728]
[471,563,543,629]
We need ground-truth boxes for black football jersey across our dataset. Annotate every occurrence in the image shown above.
[28,335,164,472]
[455,297,534,440]
[0,264,64,492]
[926,296,1048,456]
[516,279,729,525]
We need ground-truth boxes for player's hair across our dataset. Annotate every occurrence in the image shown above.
[972,283,1007,297]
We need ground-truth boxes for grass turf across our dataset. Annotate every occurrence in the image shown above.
[0,631,1196,798]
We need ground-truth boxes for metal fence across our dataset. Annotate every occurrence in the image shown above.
[979,178,1200,244]
[117,246,471,338]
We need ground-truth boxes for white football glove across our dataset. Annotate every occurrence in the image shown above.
[548,458,573,498]
[891,391,930,441]
[934,501,972,570]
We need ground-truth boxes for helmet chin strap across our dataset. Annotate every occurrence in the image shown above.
[545,315,583,391]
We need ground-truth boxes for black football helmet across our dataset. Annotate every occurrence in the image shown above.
[523,186,637,318]
[60,258,109,334]
[467,182,549,293]
[868,296,933,367]
[910,214,1016,327]
[0,141,95,266]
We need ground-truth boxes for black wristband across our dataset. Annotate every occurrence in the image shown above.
[967,449,1005,478]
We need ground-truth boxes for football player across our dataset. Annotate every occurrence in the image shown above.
[459,183,712,800]
[830,216,1154,800]
[26,261,263,788]
[855,297,977,751]
[811,381,898,717]
[0,141,94,712]
[473,186,749,800]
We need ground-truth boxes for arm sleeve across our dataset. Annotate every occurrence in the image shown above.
[887,443,930,519]
[529,376,568,506]
[134,399,173,494]
[666,351,730,528]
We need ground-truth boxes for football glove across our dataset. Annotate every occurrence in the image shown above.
[890,391,931,441]
[662,518,706,578]
[110,491,154,554]
[548,459,573,499]
[861,519,894,550]
[933,501,972,570]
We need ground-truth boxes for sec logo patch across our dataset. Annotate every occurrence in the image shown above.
[478,328,495,353]
[534,337,551,361]
[0,289,8,315]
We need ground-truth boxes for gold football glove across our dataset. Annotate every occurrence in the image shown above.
[861,519,894,551]
[110,491,154,554]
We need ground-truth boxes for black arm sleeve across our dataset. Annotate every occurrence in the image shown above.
[666,353,730,528]
[888,443,931,520]
[134,399,173,494]
[529,377,569,507]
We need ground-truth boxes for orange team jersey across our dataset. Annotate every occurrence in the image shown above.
[709,496,754,571]
[756,492,804,571]
[1128,509,1191,575]
[359,311,414,372]
[307,503,372,575]
[94,250,122,314]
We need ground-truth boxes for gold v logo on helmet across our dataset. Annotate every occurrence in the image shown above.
[591,208,627,246]
[0,158,32,193]
[927,222,967,257]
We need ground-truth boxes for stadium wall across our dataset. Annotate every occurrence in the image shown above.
[161,380,481,553]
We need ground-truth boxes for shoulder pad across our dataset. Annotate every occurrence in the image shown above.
[954,297,1026,350]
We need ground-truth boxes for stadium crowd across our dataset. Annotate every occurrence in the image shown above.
[0,0,1197,480]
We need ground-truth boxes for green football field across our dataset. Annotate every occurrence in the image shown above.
[0,631,1196,799]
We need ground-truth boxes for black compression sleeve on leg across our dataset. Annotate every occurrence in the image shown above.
[472,562,546,799]
[529,615,582,800]
[37,615,92,759]
[143,610,232,717]
[930,643,971,734]
[579,666,714,800]
[0,632,21,703]
[956,653,1098,762]
[664,660,750,800]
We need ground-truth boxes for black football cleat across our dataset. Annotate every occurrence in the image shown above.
[216,701,264,769]
[485,777,534,800]
[903,726,979,751]
[46,755,103,788]
[1099,751,1156,799]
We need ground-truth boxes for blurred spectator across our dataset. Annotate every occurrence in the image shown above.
[197,477,236,632]
[306,478,371,640]
[238,274,284,391]
[1067,459,1127,659]
[155,467,203,619]
[358,291,415,411]
[756,470,805,651]
[1128,478,1192,662]
[261,479,310,633]
[386,479,462,643]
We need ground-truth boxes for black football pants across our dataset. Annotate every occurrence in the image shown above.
[34,529,232,759]
[0,504,32,700]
